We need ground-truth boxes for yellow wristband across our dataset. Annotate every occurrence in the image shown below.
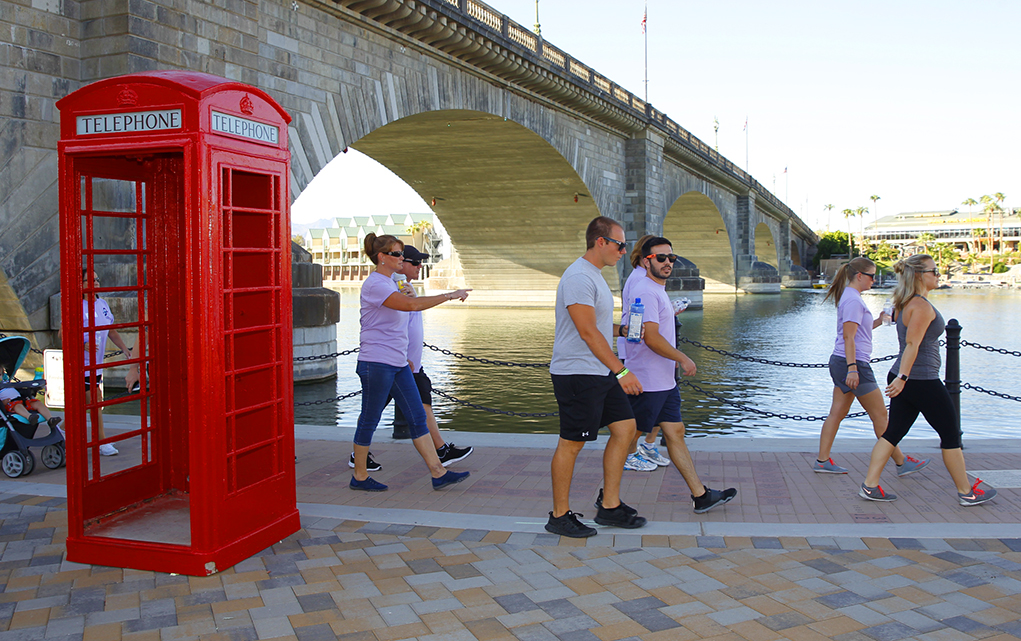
[615,367,629,380]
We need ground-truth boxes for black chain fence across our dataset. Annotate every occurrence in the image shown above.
[961,383,1021,403]
[423,343,550,368]
[677,380,872,422]
[677,337,897,367]
[961,340,1021,358]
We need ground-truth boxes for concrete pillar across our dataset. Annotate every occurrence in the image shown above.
[622,128,667,284]
[292,244,341,383]
[780,219,811,288]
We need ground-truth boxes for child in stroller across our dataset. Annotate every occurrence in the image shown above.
[0,336,65,477]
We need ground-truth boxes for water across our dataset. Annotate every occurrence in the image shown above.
[296,287,1021,438]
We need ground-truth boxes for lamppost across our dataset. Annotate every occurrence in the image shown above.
[534,0,541,36]
[713,116,719,151]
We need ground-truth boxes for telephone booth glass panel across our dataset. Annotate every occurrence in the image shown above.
[73,154,190,544]
[219,158,288,495]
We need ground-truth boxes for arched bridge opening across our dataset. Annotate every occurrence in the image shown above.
[754,222,779,269]
[350,110,606,305]
[663,191,735,292]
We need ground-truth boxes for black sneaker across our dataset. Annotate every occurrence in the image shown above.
[545,511,597,538]
[692,486,737,514]
[437,443,473,467]
[594,488,637,516]
[348,452,381,472]
[594,503,647,529]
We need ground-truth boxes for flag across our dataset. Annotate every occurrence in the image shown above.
[641,11,646,34]
[743,117,747,132]
[784,166,787,174]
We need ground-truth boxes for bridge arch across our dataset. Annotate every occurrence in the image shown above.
[790,240,802,267]
[753,222,780,268]
[662,191,736,292]
[347,109,610,299]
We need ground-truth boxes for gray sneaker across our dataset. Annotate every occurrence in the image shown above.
[859,483,897,502]
[896,455,929,477]
[812,458,848,474]
[958,479,997,506]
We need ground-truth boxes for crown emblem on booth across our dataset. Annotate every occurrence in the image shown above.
[117,87,139,107]
[240,95,254,115]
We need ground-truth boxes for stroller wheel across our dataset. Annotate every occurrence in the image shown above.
[2,451,26,478]
[41,444,64,469]
[21,450,34,476]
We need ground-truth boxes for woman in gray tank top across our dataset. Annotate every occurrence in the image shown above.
[856,254,996,507]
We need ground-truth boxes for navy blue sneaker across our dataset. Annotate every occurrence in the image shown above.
[350,476,388,492]
[432,470,470,490]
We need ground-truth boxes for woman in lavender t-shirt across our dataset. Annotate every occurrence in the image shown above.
[812,257,927,477]
[351,233,472,492]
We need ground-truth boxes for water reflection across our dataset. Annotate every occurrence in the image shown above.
[295,288,1021,438]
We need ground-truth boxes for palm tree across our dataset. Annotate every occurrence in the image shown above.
[981,195,1003,257]
[824,203,834,232]
[994,192,1006,256]
[869,194,881,235]
[856,206,869,254]
[842,208,856,256]
[917,232,936,254]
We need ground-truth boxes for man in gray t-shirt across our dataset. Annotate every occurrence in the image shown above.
[545,216,647,538]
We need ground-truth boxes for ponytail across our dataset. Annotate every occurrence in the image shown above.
[824,256,875,306]
[363,233,402,266]
[630,234,656,269]
[892,253,931,312]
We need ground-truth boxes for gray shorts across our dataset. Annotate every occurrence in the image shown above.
[829,354,879,397]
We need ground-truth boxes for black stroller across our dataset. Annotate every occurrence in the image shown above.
[0,336,65,477]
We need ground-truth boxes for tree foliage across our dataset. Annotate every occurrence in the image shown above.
[813,231,850,267]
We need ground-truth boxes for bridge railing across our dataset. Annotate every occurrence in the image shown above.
[334,0,805,231]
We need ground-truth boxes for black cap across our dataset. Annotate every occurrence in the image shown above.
[403,245,430,262]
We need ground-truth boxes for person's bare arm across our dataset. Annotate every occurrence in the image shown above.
[642,321,696,376]
[566,303,642,395]
[842,321,860,389]
[382,289,470,312]
[885,300,935,397]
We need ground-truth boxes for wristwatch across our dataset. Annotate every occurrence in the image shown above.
[896,373,908,381]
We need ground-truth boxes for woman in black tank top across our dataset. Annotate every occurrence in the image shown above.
[857,255,996,507]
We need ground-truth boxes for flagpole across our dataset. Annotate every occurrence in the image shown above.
[643,2,648,102]
[744,117,748,173]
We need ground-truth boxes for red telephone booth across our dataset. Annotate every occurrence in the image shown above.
[57,71,299,575]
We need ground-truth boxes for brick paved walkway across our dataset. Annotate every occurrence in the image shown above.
[2,420,1020,640]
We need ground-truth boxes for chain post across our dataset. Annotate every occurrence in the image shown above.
[945,318,962,440]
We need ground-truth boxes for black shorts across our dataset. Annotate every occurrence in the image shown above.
[551,372,634,442]
[84,374,103,391]
[413,368,433,406]
[629,386,683,432]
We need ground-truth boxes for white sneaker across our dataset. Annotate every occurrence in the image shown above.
[638,442,670,466]
[99,444,118,456]
[624,453,657,471]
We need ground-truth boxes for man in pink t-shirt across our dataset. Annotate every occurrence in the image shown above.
[623,237,737,514]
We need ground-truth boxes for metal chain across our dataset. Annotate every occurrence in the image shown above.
[294,348,360,362]
[677,337,897,367]
[960,340,1021,358]
[430,389,559,417]
[423,343,550,368]
[677,380,872,421]
[0,332,45,355]
[962,383,1021,403]
[294,390,363,407]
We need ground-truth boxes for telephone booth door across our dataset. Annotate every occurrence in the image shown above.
[68,152,191,543]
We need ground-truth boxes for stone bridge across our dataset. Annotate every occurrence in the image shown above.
[2,0,817,345]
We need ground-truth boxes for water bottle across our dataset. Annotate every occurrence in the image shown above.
[672,297,690,315]
[626,298,644,343]
[882,299,894,326]
[393,273,410,293]
[33,367,44,380]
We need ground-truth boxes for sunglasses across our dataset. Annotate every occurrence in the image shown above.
[646,253,678,264]
[860,272,875,279]
[403,259,422,267]
[382,250,404,258]
[919,268,939,275]
[601,236,627,252]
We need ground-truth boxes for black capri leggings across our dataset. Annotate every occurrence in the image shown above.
[881,373,961,449]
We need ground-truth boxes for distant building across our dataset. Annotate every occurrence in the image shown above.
[303,213,444,284]
[864,208,1019,254]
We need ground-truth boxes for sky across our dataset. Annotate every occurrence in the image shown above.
[293,0,1019,234]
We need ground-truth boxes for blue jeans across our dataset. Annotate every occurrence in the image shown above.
[354,360,428,446]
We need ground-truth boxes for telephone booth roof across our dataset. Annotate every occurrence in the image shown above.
[57,70,290,148]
